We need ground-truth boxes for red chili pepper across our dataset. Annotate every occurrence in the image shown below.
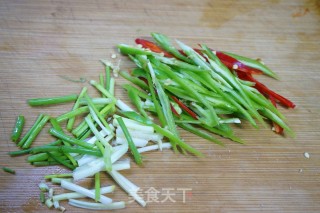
[215,51,263,75]
[171,95,198,120]
[135,38,173,58]
[170,103,180,117]
[138,76,148,85]
[237,71,295,108]
[269,95,284,134]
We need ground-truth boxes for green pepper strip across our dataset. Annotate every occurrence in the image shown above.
[223,51,278,79]
[146,60,180,137]
[11,115,25,142]
[178,123,224,146]
[146,72,166,127]
[119,71,149,90]
[151,32,193,64]
[127,86,149,118]
[122,84,151,100]
[27,94,78,106]
[150,57,219,127]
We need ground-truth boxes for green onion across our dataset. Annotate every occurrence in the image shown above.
[27,94,78,106]
[94,172,101,202]
[116,117,142,165]
[45,173,73,179]
[11,115,25,142]
[39,182,49,192]
[22,115,50,149]
[40,191,46,203]
[48,128,94,149]
[67,87,88,131]
[2,167,16,174]
[17,114,44,147]
[47,152,75,170]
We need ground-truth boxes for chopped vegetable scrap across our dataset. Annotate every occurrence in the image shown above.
[7,33,295,211]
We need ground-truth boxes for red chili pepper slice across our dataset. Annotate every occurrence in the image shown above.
[237,71,295,108]
[216,51,263,75]
[135,38,173,58]
[171,95,198,120]
[170,103,180,117]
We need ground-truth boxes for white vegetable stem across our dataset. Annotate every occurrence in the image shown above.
[115,137,148,148]
[138,143,172,153]
[108,170,146,207]
[116,99,134,112]
[53,186,115,201]
[116,128,163,141]
[61,180,112,205]
[68,199,125,210]
[113,115,154,132]
[73,144,128,180]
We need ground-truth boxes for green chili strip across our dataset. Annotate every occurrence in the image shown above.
[223,51,278,79]
[48,128,94,149]
[122,84,150,100]
[11,115,25,142]
[95,172,101,202]
[146,72,166,127]
[27,94,78,106]
[116,117,142,165]
[146,60,179,136]
[178,123,224,146]
[127,88,149,118]
[22,115,50,149]
[151,32,193,64]
[17,114,44,147]
[2,167,16,174]
[67,87,88,131]
[151,123,204,157]
[119,71,149,90]
[117,44,153,55]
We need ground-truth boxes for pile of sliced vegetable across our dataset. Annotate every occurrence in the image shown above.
[118,33,296,143]
[5,33,295,211]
